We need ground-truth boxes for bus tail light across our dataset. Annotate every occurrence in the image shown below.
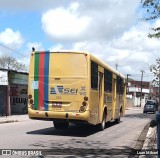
[28,94,32,99]
[29,99,34,104]
[82,101,87,106]
[79,96,89,112]
[80,106,85,112]
[84,96,88,101]
[28,94,35,109]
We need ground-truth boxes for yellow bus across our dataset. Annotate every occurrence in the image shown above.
[28,50,126,130]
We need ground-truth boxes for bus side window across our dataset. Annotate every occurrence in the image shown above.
[104,69,112,92]
[91,61,98,90]
[117,76,124,94]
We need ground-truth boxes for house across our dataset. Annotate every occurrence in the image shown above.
[0,69,28,116]
[126,80,153,107]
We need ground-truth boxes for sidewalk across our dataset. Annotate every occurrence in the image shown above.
[0,114,29,124]
[126,106,144,110]
[138,126,157,158]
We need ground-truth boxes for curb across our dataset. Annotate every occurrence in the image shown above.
[0,120,19,124]
[138,127,157,158]
[130,123,157,158]
[0,115,29,124]
[133,122,150,150]
[126,108,133,110]
[142,127,157,149]
[129,122,150,158]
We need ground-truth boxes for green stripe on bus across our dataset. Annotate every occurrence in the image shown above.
[34,52,40,110]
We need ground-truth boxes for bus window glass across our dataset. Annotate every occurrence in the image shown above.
[91,61,98,90]
[104,69,112,92]
[117,76,124,94]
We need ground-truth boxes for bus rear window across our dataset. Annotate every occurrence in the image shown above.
[50,53,87,77]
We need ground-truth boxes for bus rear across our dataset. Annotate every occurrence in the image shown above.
[28,51,90,128]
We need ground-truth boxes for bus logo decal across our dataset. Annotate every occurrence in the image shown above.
[50,86,63,94]
[50,86,78,95]
[79,86,87,95]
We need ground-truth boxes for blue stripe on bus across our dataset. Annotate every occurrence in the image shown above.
[44,51,50,111]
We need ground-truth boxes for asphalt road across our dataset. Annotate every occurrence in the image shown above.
[0,108,155,157]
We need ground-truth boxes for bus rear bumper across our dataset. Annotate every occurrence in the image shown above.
[28,108,90,122]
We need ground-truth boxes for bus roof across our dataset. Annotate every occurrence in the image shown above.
[33,50,125,79]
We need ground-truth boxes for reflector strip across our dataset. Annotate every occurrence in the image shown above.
[44,51,50,111]
[38,52,45,110]
[34,52,39,110]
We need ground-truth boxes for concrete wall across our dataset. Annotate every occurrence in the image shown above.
[126,97,146,108]
[10,84,28,114]
[126,98,134,108]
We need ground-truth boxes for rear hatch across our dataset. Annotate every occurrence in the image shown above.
[30,52,88,112]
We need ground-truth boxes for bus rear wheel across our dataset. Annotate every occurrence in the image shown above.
[53,121,69,129]
[98,112,106,131]
[115,116,120,124]
[115,108,122,124]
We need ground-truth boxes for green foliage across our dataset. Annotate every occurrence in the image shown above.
[0,55,27,71]
[141,0,160,38]
[150,58,160,86]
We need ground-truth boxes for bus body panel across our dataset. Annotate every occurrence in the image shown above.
[28,52,90,122]
[89,90,99,124]
[28,108,90,121]
[104,92,112,121]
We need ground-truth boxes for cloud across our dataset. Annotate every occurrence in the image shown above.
[0,0,73,11]
[41,0,139,42]
[49,44,64,51]
[70,20,160,80]
[0,28,24,48]
[0,28,24,57]
[42,3,91,42]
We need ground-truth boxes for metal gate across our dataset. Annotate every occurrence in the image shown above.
[0,86,7,116]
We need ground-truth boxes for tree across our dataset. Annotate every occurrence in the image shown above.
[0,56,27,71]
[141,0,160,38]
[150,58,160,86]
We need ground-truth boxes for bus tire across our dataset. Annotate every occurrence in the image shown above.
[115,116,120,124]
[53,121,69,129]
[98,112,106,131]
[115,108,122,124]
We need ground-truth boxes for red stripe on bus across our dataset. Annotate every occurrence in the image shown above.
[38,52,45,110]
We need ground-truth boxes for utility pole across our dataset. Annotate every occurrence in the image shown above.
[115,63,118,70]
[140,70,145,107]
[154,58,160,157]
[127,74,131,82]
[158,61,160,111]
[126,74,131,93]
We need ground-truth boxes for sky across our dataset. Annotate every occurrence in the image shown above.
[0,0,159,81]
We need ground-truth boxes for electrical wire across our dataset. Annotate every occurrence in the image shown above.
[0,43,30,59]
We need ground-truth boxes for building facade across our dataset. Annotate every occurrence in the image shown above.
[0,69,28,116]
[126,80,153,107]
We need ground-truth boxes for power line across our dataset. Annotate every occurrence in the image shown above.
[130,74,155,77]
[131,72,153,76]
[0,43,30,59]
[140,70,145,107]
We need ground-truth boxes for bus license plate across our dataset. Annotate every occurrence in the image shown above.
[52,102,62,108]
